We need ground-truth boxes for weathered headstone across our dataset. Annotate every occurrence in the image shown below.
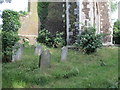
[39,50,51,71]
[61,46,68,61]
[34,44,43,56]
[12,43,23,62]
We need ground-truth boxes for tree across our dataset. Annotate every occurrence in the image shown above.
[0,0,12,4]
[110,0,117,12]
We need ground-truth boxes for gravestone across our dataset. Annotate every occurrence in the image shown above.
[12,44,23,62]
[61,46,68,61]
[39,50,51,71]
[34,44,43,56]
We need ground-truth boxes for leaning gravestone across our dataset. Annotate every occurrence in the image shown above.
[12,43,23,62]
[61,46,68,61]
[34,44,43,56]
[39,50,51,71]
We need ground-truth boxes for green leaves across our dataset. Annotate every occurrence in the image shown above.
[37,29,64,48]
[2,10,20,62]
[113,20,120,44]
[2,10,21,32]
[75,27,102,54]
[2,31,19,61]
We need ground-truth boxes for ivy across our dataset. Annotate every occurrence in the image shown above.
[37,2,49,30]
[2,10,20,62]
[2,10,21,32]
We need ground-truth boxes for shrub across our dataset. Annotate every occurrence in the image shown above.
[75,27,102,54]
[37,29,53,47]
[37,29,64,48]
[2,10,20,62]
[2,10,21,32]
[2,31,19,62]
[113,20,120,44]
[19,11,28,16]
[53,32,65,48]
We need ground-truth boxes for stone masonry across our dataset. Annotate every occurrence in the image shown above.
[18,0,39,45]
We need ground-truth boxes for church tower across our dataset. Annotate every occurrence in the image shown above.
[18,0,39,45]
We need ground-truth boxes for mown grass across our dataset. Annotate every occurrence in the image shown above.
[2,45,119,88]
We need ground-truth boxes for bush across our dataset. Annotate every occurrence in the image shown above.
[113,20,120,44]
[53,32,65,48]
[37,29,64,48]
[2,10,20,62]
[2,31,19,62]
[2,10,21,32]
[37,29,53,47]
[19,11,28,16]
[75,27,102,54]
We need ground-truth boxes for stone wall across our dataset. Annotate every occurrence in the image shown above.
[44,2,65,34]
[79,0,112,45]
[18,1,39,45]
[98,1,112,44]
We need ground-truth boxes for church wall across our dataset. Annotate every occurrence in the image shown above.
[18,1,39,45]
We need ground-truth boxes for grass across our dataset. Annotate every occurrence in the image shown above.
[2,45,119,88]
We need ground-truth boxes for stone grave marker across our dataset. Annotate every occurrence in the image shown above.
[39,50,51,71]
[12,43,23,62]
[35,44,43,56]
[61,46,68,61]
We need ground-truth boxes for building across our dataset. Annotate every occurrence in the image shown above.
[65,0,113,45]
[0,0,113,45]
[0,0,39,45]
[18,1,39,45]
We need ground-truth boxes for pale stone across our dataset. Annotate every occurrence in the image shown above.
[12,44,23,62]
[61,46,68,61]
[34,44,43,56]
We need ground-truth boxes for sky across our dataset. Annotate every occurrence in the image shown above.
[0,0,119,24]
[0,0,28,11]
[0,0,28,24]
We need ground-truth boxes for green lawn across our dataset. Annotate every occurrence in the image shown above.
[2,45,119,88]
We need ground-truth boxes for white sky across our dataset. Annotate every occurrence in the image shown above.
[0,0,28,11]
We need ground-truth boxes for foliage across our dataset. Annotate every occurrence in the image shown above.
[37,2,49,30]
[53,31,65,48]
[23,38,30,47]
[0,0,12,3]
[2,10,20,62]
[37,29,53,47]
[2,10,21,32]
[19,11,28,16]
[2,46,118,88]
[37,29,64,48]
[2,31,19,62]
[113,20,120,44]
[110,1,117,12]
[75,27,103,54]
